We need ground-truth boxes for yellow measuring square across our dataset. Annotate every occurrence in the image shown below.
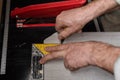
[33,44,58,55]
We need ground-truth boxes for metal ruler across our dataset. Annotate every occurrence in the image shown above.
[0,0,11,74]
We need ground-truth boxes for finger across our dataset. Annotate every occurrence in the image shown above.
[67,62,79,71]
[55,15,72,33]
[64,59,69,69]
[55,16,66,32]
[58,27,78,40]
[64,56,76,70]
[45,44,68,52]
[68,66,75,71]
[77,30,82,33]
[64,60,76,71]
[40,51,66,64]
[55,24,67,33]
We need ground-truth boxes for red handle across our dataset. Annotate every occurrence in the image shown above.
[17,23,55,28]
[11,0,86,18]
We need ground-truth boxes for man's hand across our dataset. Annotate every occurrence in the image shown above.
[40,42,93,71]
[56,0,118,40]
[40,41,120,72]
[55,7,91,40]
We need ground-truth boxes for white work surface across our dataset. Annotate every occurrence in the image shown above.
[44,32,120,80]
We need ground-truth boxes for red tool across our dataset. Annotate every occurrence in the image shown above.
[11,0,86,28]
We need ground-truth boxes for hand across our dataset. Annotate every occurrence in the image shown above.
[55,7,93,40]
[41,42,93,71]
[40,41,120,72]
[55,0,118,40]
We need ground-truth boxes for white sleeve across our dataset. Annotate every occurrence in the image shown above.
[114,56,120,80]
[116,0,120,5]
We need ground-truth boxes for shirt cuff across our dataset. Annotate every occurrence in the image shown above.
[116,0,120,5]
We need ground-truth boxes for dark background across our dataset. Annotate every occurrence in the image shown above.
[0,0,97,80]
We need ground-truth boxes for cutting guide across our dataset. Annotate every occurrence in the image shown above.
[0,0,11,75]
[31,44,44,80]
[31,43,58,80]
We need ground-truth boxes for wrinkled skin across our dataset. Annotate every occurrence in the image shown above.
[55,0,118,40]
[40,0,120,73]
[55,7,89,40]
[40,41,120,72]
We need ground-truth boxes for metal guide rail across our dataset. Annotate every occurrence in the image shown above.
[31,43,58,80]
[0,0,10,75]
[31,45,44,80]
